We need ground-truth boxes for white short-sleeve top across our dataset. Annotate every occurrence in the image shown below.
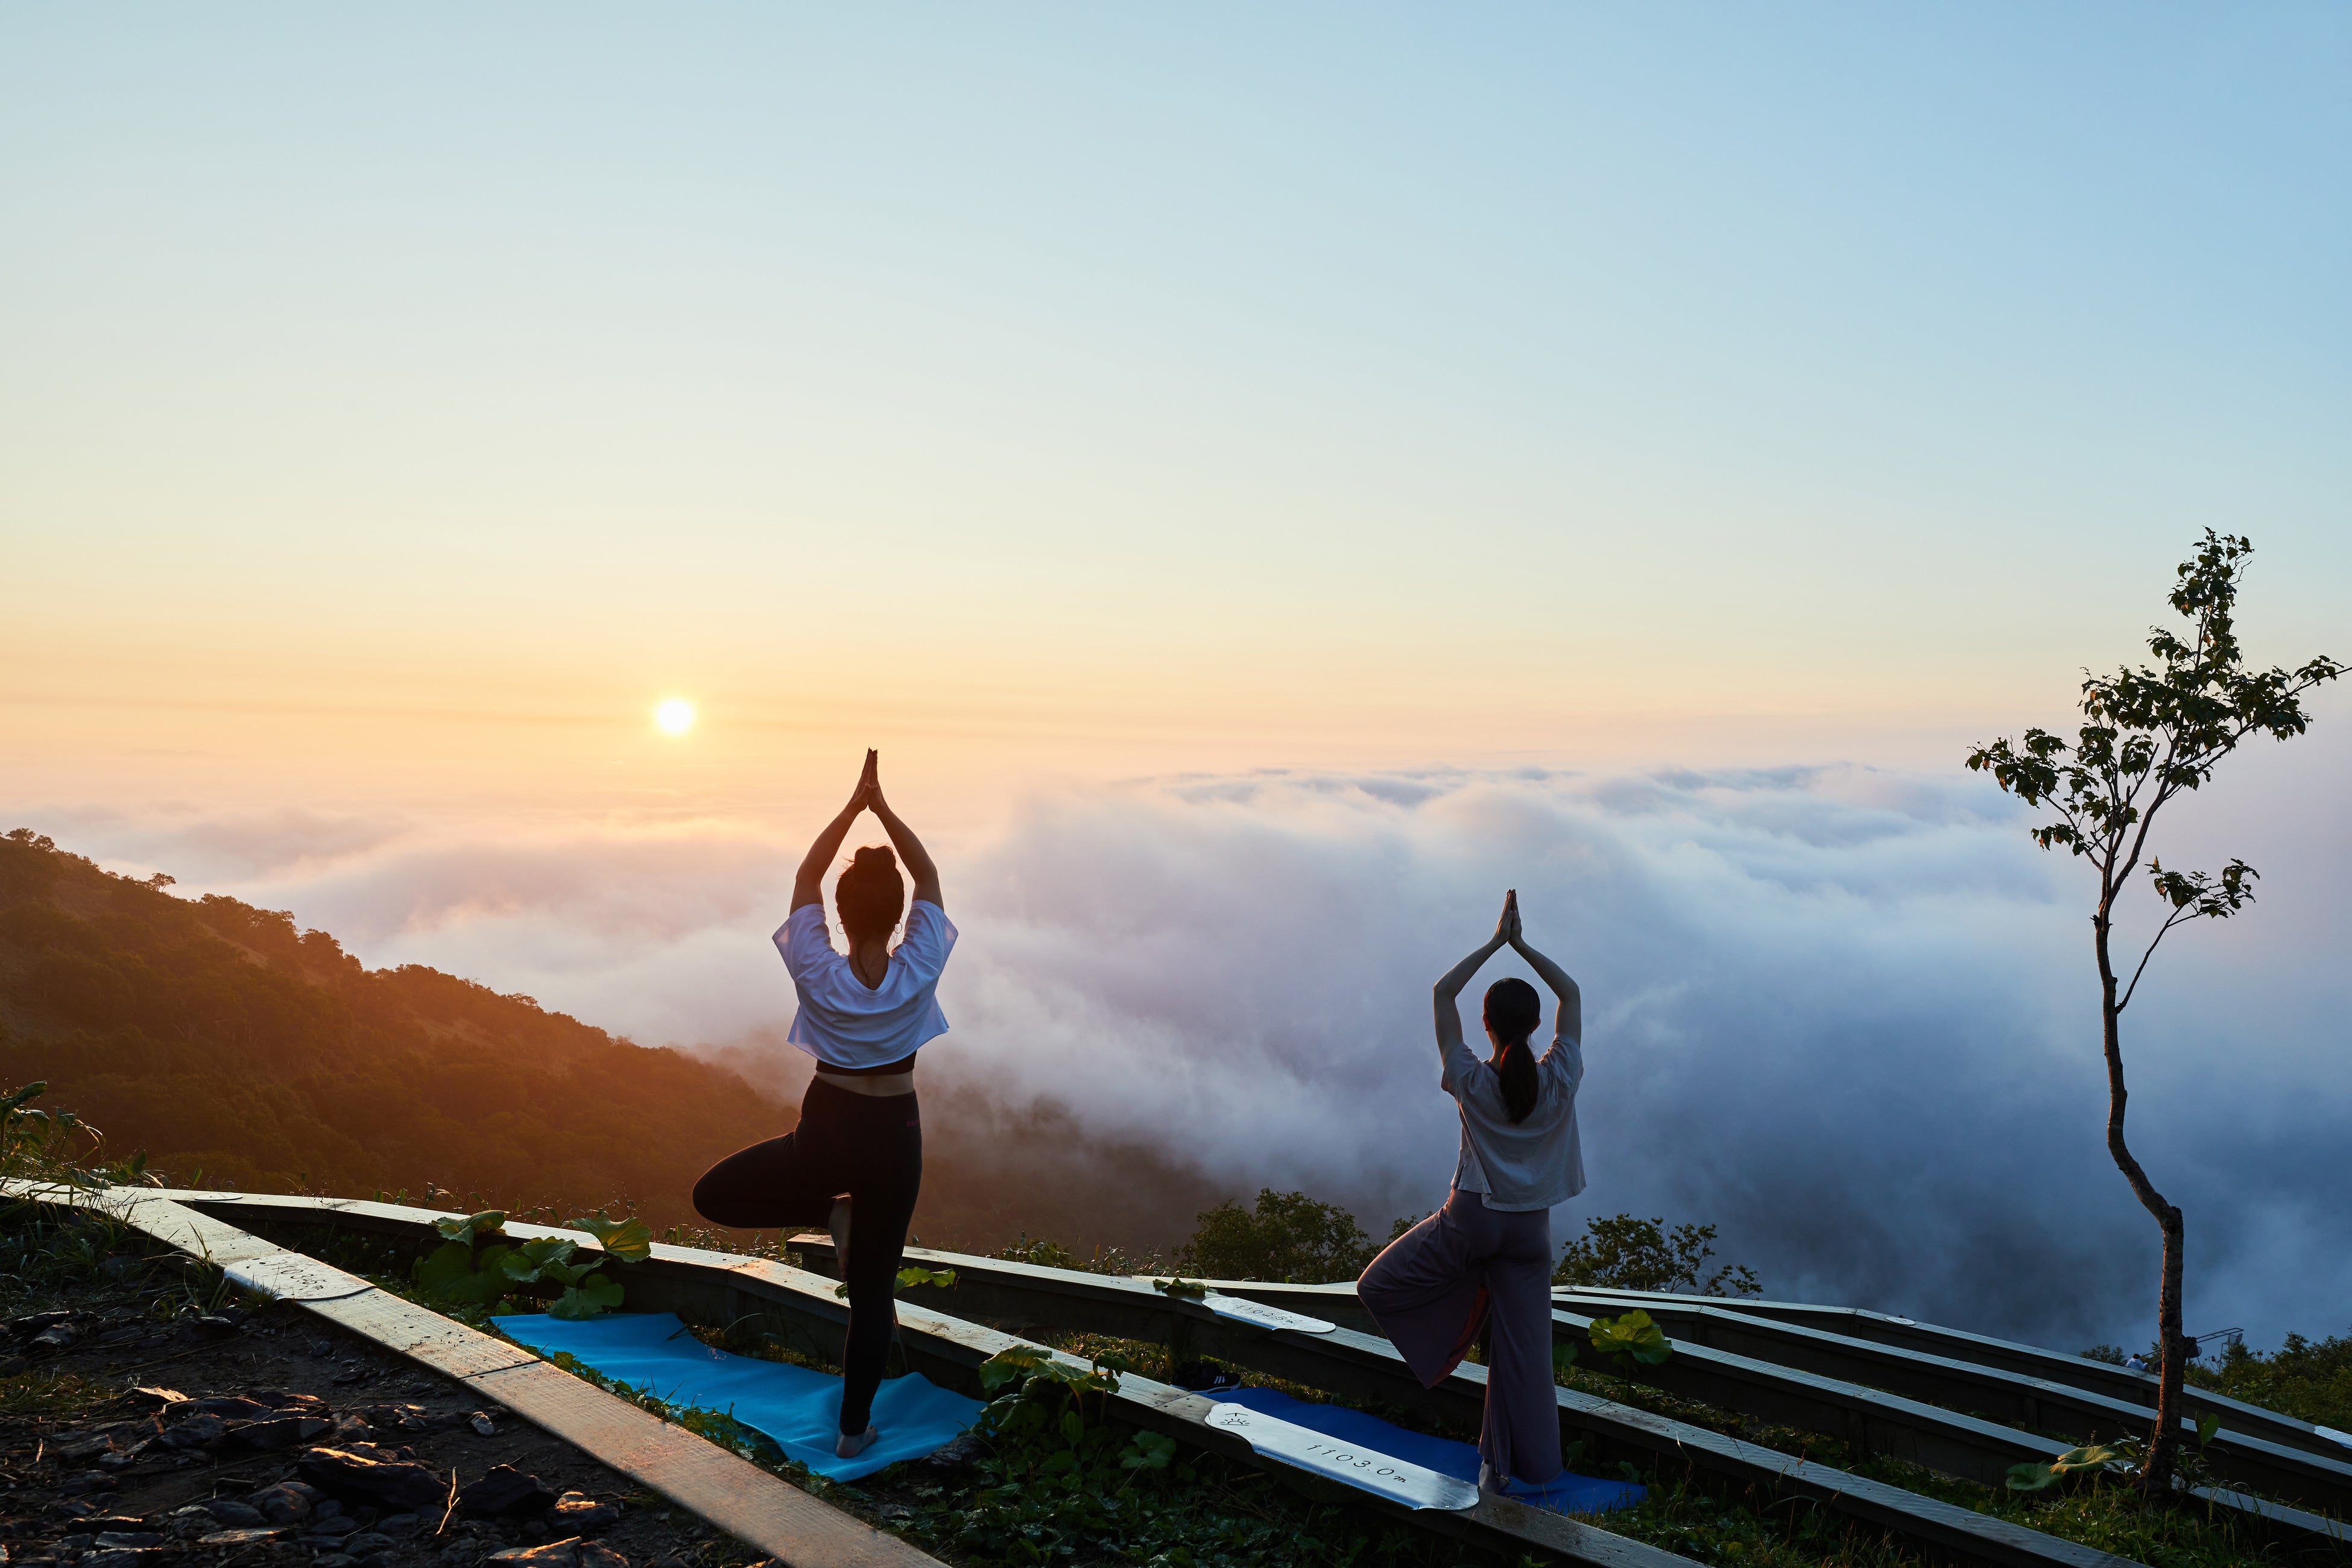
[1443,1026,1585,1212]
[775,898,957,1072]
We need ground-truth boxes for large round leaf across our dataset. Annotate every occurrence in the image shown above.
[564,1215,653,1264]
[547,1272,627,1321]
[434,1210,507,1246]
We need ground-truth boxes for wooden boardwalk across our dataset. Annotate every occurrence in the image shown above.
[107,1189,2142,1566]
[40,1187,1703,1568]
[48,1187,2350,1563]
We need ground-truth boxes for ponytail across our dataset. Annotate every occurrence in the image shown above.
[1495,1040,1538,1125]
[1482,977,1543,1125]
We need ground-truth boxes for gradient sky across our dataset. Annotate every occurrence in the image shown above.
[5,6,2350,1348]
[6,4,2348,826]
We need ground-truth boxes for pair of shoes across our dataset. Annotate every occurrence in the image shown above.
[835,1423,880,1459]
[1169,1360,1241,1394]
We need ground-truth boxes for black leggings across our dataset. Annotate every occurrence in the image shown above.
[690,1076,922,1434]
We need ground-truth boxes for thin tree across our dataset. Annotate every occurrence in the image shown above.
[1967,531,2341,1499]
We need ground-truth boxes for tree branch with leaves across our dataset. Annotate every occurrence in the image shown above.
[1966,530,2341,1502]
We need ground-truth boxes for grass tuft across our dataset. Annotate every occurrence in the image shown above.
[0,1368,116,1423]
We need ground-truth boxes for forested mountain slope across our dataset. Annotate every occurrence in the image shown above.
[0,828,787,1223]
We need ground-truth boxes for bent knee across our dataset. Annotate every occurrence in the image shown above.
[690,1172,757,1228]
[1357,1262,1410,1311]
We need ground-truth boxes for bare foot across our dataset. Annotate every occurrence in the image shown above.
[835,1423,879,1459]
[829,1196,852,1263]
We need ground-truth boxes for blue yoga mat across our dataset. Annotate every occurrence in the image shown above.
[493,1312,982,1482]
[1217,1386,1645,1514]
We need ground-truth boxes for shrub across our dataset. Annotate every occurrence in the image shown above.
[1175,1189,1376,1283]
[1554,1213,1761,1295]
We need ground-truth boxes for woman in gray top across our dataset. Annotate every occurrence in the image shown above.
[1358,890,1585,1494]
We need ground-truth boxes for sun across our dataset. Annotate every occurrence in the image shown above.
[654,698,695,735]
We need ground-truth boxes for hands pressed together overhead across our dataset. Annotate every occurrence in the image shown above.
[850,748,884,814]
[794,748,944,912]
[1495,888,1523,948]
[1435,887,1582,1053]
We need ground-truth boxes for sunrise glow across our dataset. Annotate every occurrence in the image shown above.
[2,10,2348,1478]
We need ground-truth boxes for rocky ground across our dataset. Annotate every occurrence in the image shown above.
[0,1259,789,1568]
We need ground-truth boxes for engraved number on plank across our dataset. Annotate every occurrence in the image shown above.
[1301,1441,1409,1478]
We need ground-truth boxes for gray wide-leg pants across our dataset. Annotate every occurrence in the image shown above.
[1357,1186,1560,1487]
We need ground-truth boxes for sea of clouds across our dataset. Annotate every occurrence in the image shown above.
[22,755,2351,1355]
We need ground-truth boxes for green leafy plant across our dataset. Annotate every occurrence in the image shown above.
[0,1081,140,1191]
[975,1342,1127,1465]
[0,1081,162,1294]
[435,1209,507,1244]
[978,1343,1122,1404]
[969,1343,1149,1493]
[1587,1309,1672,1367]
[831,1263,956,1300]
[411,1210,645,1318]
[2006,1439,2139,1493]
[1151,1277,1209,1300]
[1122,1429,1178,1471]
[978,1342,1058,1393]
[1,1081,72,1184]
[413,1237,505,1305]
[548,1272,627,1319]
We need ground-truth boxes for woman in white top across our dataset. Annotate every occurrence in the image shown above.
[691,751,956,1459]
[1358,890,1585,1494]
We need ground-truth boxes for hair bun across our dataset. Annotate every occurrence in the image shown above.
[836,844,908,944]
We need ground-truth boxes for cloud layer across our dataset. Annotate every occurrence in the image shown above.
[19,757,2349,1354]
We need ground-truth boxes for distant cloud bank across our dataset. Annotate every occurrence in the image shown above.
[19,757,2350,1353]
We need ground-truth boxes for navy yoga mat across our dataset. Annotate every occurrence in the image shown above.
[1216,1385,1646,1514]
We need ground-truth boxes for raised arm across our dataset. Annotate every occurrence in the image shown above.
[865,756,943,910]
[791,751,879,912]
[1506,895,1584,1045]
[1433,892,1514,1058]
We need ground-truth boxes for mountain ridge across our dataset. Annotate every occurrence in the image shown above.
[0,827,788,1220]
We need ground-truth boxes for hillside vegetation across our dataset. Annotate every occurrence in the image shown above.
[0,828,786,1222]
